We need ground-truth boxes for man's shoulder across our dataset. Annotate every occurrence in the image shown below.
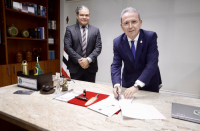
[67,24,77,29]
[114,33,126,43]
[140,29,156,37]
[88,24,99,30]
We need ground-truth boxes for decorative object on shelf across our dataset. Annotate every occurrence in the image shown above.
[26,50,32,62]
[7,24,18,37]
[33,48,42,61]
[16,52,22,63]
[22,60,29,75]
[21,29,29,38]
[48,0,53,14]
[29,28,35,38]
[48,35,54,45]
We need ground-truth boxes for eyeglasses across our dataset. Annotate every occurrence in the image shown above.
[122,20,139,27]
[79,14,90,17]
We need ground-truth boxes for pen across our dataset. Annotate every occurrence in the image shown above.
[67,79,75,83]
[117,86,119,101]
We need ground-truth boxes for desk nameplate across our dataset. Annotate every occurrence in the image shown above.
[17,70,53,91]
[17,76,37,90]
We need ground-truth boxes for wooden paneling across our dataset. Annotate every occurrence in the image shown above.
[10,62,31,84]
[0,0,6,65]
[48,59,60,75]
[31,60,60,75]
[32,60,47,74]
[0,65,11,87]
[7,39,47,64]
[10,63,21,84]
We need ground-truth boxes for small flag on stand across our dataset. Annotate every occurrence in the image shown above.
[34,57,43,75]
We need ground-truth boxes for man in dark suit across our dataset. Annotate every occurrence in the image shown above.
[64,5,102,82]
[111,7,162,99]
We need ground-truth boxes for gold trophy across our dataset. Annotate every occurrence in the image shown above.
[22,60,29,75]
[61,78,68,91]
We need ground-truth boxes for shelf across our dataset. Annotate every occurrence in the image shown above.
[8,59,60,64]
[48,29,57,31]
[5,8,47,19]
[49,44,58,46]
[7,37,47,41]
[48,13,58,16]
[0,0,60,87]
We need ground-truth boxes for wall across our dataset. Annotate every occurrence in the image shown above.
[61,0,200,97]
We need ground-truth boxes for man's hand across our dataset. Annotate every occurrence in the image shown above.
[113,86,121,100]
[78,58,90,69]
[123,86,138,99]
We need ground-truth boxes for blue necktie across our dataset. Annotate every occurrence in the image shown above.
[131,41,135,59]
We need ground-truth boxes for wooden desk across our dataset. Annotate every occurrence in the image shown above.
[0,80,200,131]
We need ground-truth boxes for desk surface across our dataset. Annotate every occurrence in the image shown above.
[0,80,200,131]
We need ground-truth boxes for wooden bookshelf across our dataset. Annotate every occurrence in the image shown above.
[0,0,60,87]
[7,37,47,41]
[5,7,47,18]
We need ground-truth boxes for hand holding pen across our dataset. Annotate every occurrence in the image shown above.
[113,86,121,100]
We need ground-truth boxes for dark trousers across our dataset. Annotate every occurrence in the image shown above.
[70,68,96,83]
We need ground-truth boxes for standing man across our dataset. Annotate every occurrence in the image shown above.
[64,5,102,82]
[111,7,162,99]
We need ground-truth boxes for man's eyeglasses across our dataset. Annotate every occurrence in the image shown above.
[122,20,139,27]
[79,14,90,17]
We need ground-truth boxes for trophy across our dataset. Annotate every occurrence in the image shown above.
[33,48,42,61]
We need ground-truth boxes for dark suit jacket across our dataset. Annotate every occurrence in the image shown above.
[64,24,102,74]
[111,29,162,92]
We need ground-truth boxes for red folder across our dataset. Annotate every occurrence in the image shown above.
[67,91,120,114]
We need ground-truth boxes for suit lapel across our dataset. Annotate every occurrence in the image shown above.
[122,35,135,67]
[135,30,144,66]
[75,24,83,49]
[87,24,92,44]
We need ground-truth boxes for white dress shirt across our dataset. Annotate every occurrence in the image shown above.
[79,24,92,63]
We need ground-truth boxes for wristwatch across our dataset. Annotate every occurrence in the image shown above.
[134,84,142,90]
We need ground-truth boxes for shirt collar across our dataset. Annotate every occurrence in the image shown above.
[79,24,88,29]
[127,32,140,42]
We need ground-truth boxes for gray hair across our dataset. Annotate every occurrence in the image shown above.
[75,5,89,15]
[121,7,141,23]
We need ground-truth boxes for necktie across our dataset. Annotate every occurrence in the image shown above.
[82,26,86,57]
[131,40,135,59]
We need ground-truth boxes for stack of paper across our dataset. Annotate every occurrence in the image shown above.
[87,94,133,117]
[120,103,166,119]
[54,91,82,102]
[54,91,166,119]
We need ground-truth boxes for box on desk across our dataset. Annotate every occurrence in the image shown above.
[17,69,52,91]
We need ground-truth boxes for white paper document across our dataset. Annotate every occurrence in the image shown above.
[87,94,133,117]
[120,103,166,119]
[54,91,82,102]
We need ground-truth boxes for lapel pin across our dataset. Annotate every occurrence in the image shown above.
[194,110,200,116]
[140,40,143,43]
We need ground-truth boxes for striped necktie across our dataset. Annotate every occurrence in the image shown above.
[82,26,86,57]
[131,40,135,59]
